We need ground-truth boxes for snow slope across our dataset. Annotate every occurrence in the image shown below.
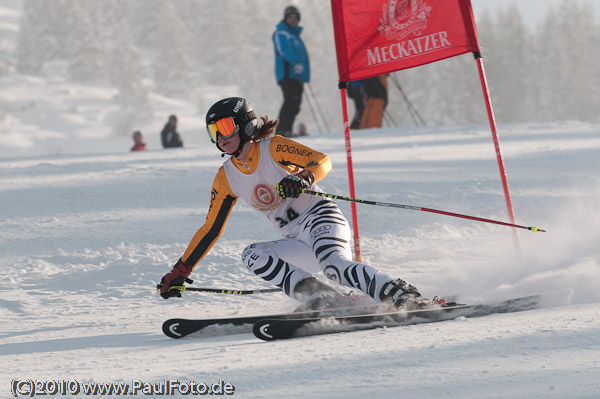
[2,0,600,396]
[2,117,600,398]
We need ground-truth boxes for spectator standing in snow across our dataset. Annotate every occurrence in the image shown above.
[130,130,147,151]
[359,75,388,129]
[157,97,423,311]
[297,122,308,136]
[347,80,366,130]
[161,115,183,148]
[273,5,310,138]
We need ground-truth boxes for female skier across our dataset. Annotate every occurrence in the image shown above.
[157,97,421,309]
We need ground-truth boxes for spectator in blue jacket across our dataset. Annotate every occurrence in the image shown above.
[273,5,310,137]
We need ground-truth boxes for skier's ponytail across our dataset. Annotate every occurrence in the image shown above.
[252,116,279,142]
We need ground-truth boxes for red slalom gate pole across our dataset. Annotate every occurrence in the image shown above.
[339,84,362,262]
[474,53,521,251]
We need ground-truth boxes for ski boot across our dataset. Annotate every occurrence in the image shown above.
[379,278,423,309]
[293,277,355,312]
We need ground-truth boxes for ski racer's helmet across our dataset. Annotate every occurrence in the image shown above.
[205,97,257,155]
[284,5,300,21]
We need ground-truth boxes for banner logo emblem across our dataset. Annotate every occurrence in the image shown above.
[379,0,432,41]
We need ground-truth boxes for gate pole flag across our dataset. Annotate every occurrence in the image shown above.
[330,0,520,258]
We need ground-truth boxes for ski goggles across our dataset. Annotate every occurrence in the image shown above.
[207,117,239,143]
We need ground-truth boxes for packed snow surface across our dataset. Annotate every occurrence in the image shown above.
[2,118,600,398]
[2,0,600,397]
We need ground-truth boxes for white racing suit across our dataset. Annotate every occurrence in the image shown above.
[225,139,396,302]
[180,135,407,303]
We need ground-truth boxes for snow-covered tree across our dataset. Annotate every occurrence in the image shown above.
[481,5,532,123]
[128,0,166,49]
[65,1,107,82]
[16,0,65,74]
[11,0,600,126]
[108,19,152,136]
[15,8,41,74]
[531,1,600,122]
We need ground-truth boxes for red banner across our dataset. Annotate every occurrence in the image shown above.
[331,0,480,82]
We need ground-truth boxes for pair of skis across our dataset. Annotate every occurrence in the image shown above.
[162,295,539,341]
[160,186,546,340]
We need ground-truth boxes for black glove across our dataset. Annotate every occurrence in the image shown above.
[157,258,193,299]
[277,170,314,199]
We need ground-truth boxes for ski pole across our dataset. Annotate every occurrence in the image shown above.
[184,287,281,295]
[390,74,427,126]
[303,90,323,134]
[383,109,398,127]
[302,189,546,233]
[158,278,282,296]
[307,83,331,133]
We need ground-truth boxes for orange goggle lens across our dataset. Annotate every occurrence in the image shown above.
[207,117,239,143]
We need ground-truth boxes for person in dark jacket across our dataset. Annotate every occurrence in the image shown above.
[272,5,310,137]
[161,115,183,148]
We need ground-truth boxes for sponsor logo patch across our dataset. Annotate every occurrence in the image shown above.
[310,224,332,239]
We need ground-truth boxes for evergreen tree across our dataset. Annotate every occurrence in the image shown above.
[108,15,152,136]
[531,1,600,122]
[482,5,531,123]
[16,0,66,74]
[16,0,42,75]
[65,0,107,82]
[552,1,599,122]
[128,0,166,49]
[152,1,199,98]
[11,0,600,126]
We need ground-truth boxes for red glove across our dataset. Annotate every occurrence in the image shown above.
[277,170,314,199]
[157,258,192,299]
